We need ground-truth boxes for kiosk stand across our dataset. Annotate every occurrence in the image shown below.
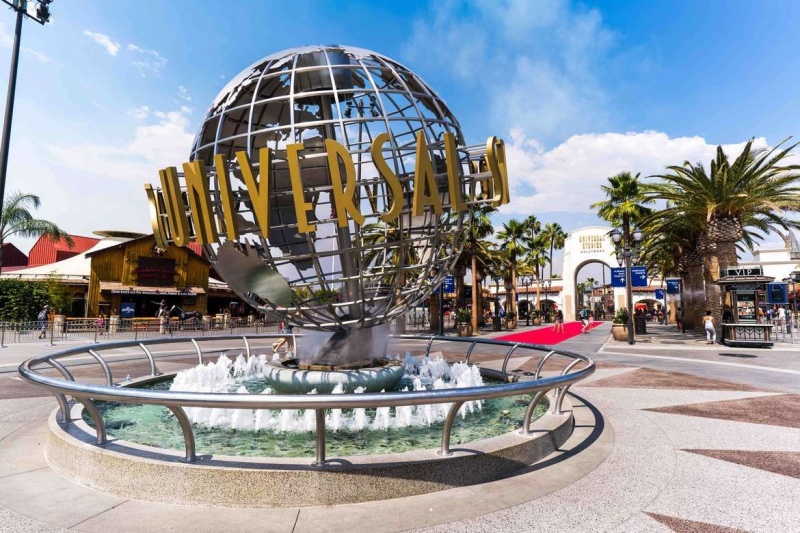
[717,266,774,347]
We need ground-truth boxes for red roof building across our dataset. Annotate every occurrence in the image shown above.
[27,234,99,268]
[0,242,28,271]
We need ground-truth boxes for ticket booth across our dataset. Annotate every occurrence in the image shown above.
[717,266,774,347]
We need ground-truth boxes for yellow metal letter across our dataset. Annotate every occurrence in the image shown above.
[443,132,466,212]
[144,183,170,249]
[325,139,365,227]
[411,132,443,216]
[286,143,317,233]
[213,155,240,241]
[485,136,510,206]
[235,148,272,239]
[182,160,219,245]
[159,167,190,247]
[370,133,403,222]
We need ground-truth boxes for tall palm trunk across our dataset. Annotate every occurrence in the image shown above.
[684,251,704,331]
[535,265,542,313]
[471,255,479,331]
[698,234,722,335]
[509,262,517,317]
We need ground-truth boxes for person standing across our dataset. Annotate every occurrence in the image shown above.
[556,310,564,334]
[97,312,105,336]
[588,311,595,332]
[703,310,716,344]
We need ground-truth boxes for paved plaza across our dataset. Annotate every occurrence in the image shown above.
[1,324,798,532]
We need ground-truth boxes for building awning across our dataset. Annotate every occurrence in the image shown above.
[99,282,205,296]
[717,275,775,285]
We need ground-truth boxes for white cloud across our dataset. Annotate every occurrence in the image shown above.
[83,30,120,56]
[500,129,769,215]
[177,86,191,102]
[403,0,614,143]
[0,23,53,62]
[128,43,167,76]
[128,105,150,120]
[45,107,194,181]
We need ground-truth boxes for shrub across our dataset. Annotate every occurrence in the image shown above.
[613,307,629,325]
[455,307,471,323]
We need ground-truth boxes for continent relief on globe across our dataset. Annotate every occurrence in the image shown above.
[144,132,510,250]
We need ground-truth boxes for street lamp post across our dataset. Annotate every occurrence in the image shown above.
[522,274,532,326]
[611,224,643,345]
[0,1,51,271]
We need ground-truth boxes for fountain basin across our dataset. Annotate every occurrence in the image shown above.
[263,358,405,394]
[47,395,574,507]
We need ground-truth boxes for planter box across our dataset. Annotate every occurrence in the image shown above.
[532,318,542,326]
[505,319,517,330]
[611,323,628,341]
[457,324,473,337]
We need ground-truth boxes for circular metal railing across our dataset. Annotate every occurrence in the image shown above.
[18,333,595,466]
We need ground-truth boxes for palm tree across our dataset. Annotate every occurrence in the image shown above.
[649,138,800,327]
[448,205,495,331]
[585,277,598,313]
[496,219,528,318]
[525,233,549,312]
[541,222,567,279]
[1,191,73,271]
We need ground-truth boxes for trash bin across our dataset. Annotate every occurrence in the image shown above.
[634,315,647,335]
[492,316,502,332]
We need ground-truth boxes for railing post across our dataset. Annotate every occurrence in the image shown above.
[424,336,435,357]
[87,349,114,386]
[168,406,198,462]
[312,409,327,467]
[191,338,203,365]
[139,343,158,376]
[1,324,5,348]
[500,343,519,374]
[439,400,464,456]
[78,398,107,445]
[94,323,98,344]
[49,320,54,346]
[242,336,251,359]
[521,390,547,435]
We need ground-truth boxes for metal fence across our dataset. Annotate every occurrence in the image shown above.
[0,316,281,346]
[18,333,595,466]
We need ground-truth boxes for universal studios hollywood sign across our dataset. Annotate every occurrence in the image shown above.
[144,132,511,249]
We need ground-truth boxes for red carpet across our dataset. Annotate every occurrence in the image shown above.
[495,321,605,345]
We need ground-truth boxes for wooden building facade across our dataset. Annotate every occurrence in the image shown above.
[86,235,211,318]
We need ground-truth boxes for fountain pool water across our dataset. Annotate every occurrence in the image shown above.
[86,352,549,458]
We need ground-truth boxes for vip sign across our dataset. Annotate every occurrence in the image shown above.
[144,133,511,249]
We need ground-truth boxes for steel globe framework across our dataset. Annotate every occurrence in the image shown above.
[158,45,502,331]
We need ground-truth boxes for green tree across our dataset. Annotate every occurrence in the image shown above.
[496,219,528,317]
[541,222,567,279]
[0,279,50,321]
[1,191,73,271]
[649,138,800,327]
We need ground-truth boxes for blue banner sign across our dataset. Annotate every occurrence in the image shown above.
[631,266,648,287]
[610,268,626,287]
[767,283,788,304]
[433,276,455,294]
[121,302,136,318]
[655,289,665,300]
[666,278,681,294]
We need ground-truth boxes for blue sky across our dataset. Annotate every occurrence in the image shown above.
[3,0,800,276]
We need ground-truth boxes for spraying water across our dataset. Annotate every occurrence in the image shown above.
[170,351,484,433]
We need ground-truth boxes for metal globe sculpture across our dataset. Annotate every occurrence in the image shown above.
[145,45,510,365]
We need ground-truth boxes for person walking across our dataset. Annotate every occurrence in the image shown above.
[271,320,295,354]
[37,305,50,339]
[97,312,105,336]
[555,310,564,334]
[588,311,595,332]
[703,310,716,344]
[579,307,590,334]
